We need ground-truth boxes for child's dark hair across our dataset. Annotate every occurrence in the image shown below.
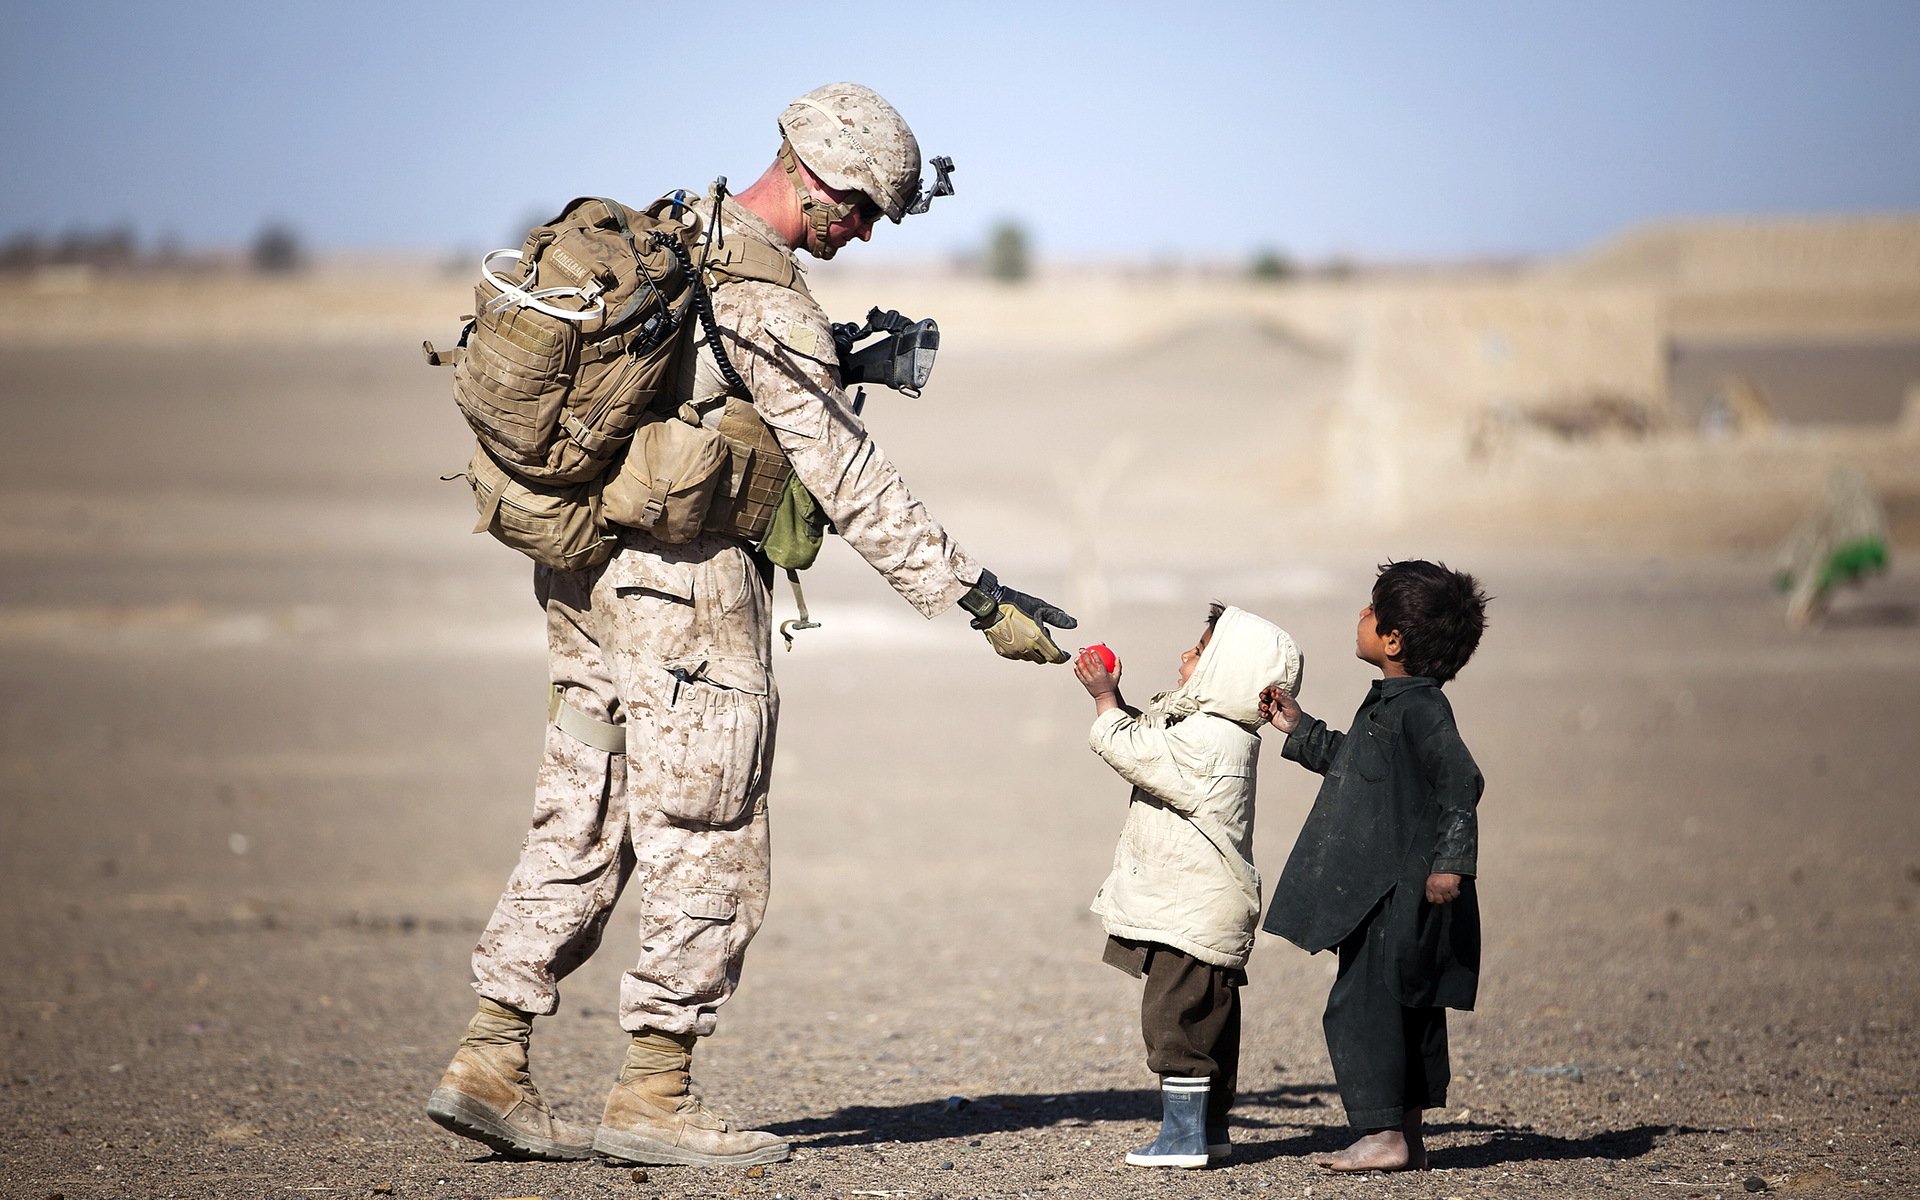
[1205,601,1226,633]
[1371,560,1488,684]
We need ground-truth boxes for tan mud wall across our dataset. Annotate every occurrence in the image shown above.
[5,211,1918,544]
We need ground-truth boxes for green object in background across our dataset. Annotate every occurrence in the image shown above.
[1817,536,1888,591]
[1774,536,1890,594]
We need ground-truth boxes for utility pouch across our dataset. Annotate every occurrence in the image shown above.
[603,415,729,544]
[465,445,615,573]
[760,472,827,570]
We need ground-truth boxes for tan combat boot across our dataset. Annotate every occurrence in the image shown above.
[425,998,594,1160]
[592,1030,790,1167]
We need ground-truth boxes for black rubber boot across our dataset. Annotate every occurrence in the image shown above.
[1125,1076,1210,1168]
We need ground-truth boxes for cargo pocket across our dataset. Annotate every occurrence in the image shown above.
[652,655,770,827]
[606,546,696,602]
[638,887,738,1001]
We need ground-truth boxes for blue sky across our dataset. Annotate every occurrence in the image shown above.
[2,0,1917,263]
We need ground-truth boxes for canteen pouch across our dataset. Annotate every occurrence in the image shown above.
[603,415,729,543]
[760,472,827,570]
[466,445,615,572]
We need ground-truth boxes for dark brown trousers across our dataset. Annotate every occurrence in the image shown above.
[1105,937,1244,1129]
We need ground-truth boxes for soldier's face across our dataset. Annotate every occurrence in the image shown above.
[811,178,881,255]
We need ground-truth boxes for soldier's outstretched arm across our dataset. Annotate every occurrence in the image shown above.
[719,287,1075,660]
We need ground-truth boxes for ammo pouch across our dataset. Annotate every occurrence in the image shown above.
[601,401,832,571]
[466,445,616,573]
[602,415,729,544]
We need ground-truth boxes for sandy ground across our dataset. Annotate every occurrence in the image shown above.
[1,281,1917,1200]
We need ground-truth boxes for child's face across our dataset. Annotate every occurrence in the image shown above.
[1177,626,1213,686]
[1354,604,1405,675]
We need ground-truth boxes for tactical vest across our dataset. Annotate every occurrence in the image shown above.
[680,205,813,544]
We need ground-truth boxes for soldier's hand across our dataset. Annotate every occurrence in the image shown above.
[958,570,1078,665]
[1425,872,1463,904]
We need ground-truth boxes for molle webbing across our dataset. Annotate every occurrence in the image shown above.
[692,213,816,544]
[702,397,788,542]
[704,231,811,299]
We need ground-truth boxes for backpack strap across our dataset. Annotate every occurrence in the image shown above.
[705,235,810,297]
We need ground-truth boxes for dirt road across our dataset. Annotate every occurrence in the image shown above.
[2,322,1915,1199]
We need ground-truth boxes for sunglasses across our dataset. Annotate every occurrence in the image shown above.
[828,184,882,225]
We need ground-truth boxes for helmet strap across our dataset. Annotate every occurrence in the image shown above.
[778,139,858,260]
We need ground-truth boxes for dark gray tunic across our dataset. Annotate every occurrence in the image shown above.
[1261,676,1483,1010]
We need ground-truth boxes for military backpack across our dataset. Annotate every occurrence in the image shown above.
[425,192,729,568]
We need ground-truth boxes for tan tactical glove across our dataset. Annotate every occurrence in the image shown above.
[957,570,1077,665]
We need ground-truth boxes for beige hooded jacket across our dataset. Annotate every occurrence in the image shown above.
[1088,607,1304,968]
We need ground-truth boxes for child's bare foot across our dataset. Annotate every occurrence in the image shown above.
[1311,1128,1428,1172]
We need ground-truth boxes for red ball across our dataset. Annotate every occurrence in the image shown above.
[1089,643,1118,673]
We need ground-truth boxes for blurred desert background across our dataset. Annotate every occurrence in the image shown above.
[4,4,1920,1199]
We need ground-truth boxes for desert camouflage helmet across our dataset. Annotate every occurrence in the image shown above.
[778,83,921,223]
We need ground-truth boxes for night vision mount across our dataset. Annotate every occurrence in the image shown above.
[904,155,955,216]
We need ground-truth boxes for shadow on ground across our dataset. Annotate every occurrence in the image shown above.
[1236,1120,1711,1169]
[1822,601,1917,628]
[772,1087,1703,1169]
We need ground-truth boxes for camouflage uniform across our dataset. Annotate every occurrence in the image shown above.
[471,196,981,1037]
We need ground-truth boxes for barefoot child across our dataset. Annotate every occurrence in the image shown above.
[1073,605,1302,1168]
[1259,560,1489,1172]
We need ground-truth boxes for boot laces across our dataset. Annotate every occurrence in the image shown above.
[676,1078,728,1128]
[482,1051,550,1114]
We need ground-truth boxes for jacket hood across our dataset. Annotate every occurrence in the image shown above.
[1159,606,1303,727]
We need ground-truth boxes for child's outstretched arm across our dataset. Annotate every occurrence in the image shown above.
[1260,683,1342,774]
[1077,648,1207,812]
[1258,684,1302,731]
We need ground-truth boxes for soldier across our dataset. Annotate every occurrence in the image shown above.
[426,83,1077,1168]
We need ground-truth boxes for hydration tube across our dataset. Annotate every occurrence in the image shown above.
[477,248,607,323]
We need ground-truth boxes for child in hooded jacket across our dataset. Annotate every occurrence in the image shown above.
[1072,604,1303,1169]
